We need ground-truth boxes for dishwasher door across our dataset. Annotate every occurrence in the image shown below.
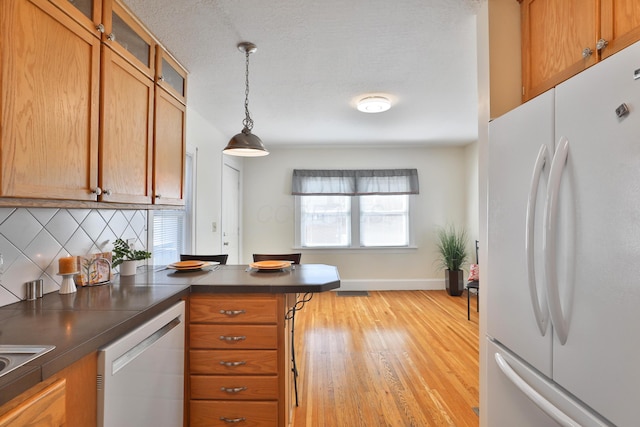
[98,301,185,427]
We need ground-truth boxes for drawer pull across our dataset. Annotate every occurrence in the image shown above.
[220,360,247,367]
[220,417,246,424]
[219,335,247,342]
[219,309,246,316]
[221,386,248,393]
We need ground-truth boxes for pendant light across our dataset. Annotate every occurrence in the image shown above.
[223,42,269,157]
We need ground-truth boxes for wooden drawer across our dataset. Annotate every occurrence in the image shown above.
[191,375,278,400]
[190,324,278,349]
[190,400,277,427]
[191,295,278,324]
[190,349,278,375]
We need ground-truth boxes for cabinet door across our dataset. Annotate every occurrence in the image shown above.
[48,0,103,38]
[0,379,65,426]
[155,46,187,105]
[101,0,155,79]
[600,0,640,59]
[521,0,598,101]
[100,46,153,204]
[0,0,100,201]
[153,88,185,205]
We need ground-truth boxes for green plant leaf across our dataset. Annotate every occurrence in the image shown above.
[112,238,151,267]
[434,225,469,271]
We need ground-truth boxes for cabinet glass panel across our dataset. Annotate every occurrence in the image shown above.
[112,12,150,66]
[161,58,185,96]
[66,0,93,21]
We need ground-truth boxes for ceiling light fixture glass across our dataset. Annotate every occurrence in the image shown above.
[357,96,391,113]
[223,42,269,157]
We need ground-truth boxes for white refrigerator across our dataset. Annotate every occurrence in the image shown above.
[486,40,640,427]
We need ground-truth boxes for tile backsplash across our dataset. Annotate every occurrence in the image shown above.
[0,208,148,307]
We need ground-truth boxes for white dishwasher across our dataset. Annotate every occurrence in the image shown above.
[97,301,185,427]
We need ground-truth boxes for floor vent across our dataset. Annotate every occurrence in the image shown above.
[337,291,369,297]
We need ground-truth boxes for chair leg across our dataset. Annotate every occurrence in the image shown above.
[291,309,299,407]
[467,288,471,320]
[476,290,479,312]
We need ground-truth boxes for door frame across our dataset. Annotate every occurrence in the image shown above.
[221,156,242,264]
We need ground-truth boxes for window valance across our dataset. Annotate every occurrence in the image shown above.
[292,169,419,195]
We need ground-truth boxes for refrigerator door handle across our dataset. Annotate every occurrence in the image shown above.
[543,137,570,345]
[526,144,551,336]
[495,352,580,427]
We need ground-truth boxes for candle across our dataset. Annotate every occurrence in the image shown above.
[58,256,77,275]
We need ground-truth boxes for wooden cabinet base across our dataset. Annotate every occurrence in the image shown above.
[0,379,66,427]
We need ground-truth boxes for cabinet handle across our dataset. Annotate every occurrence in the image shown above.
[159,75,166,82]
[219,360,246,367]
[219,335,246,342]
[219,309,246,316]
[582,47,593,59]
[91,187,102,196]
[596,38,608,52]
[107,33,115,41]
[96,23,105,34]
[220,386,247,393]
[220,417,246,424]
[155,194,162,199]
[103,188,112,196]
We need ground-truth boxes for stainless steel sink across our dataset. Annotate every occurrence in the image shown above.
[0,345,55,378]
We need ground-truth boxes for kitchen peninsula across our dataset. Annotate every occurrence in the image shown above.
[0,264,340,427]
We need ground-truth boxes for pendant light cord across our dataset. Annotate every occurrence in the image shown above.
[242,49,254,133]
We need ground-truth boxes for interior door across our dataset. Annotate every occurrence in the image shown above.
[487,89,555,377]
[222,163,240,264]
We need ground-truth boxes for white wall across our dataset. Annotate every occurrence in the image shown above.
[185,107,228,255]
[241,146,471,290]
[464,141,480,259]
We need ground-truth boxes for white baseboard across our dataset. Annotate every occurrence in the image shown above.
[335,279,444,292]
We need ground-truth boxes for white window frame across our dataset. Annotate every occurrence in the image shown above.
[149,146,197,265]
[294,194,416,249]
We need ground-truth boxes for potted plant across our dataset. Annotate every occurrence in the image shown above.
[435,225,469,296]
[112,238,151,276]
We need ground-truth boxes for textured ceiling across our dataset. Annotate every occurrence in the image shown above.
[124,0,483,148]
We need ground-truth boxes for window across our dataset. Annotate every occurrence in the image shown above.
[152,151,194,264]
[293,169,418,248]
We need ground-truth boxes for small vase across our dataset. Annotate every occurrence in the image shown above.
[119,260,138,276]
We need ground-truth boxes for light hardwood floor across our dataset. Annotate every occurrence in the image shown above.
[291,290,479,427]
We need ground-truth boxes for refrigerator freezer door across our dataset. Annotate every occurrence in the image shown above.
[487,340,613,427]
[487,89,555,377]
[551,39,640,427]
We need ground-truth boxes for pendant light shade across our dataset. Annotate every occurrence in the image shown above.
[223,42,269,157]
[224,130,268,157]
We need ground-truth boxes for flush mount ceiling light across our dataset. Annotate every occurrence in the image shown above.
[223,42,269,157]
[356,96,391,113]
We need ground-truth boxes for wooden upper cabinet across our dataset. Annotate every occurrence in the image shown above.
[154,88,186,205]
[156,47,188,105]
[102,0,155,80]
[521,0,598,101]
[154,47,187,205]
[0,0,100,201]
[100,47,154,204]
[521,0,640,101]
[1,0,186,206]
[600,0,640,59]
[47,0,104,38]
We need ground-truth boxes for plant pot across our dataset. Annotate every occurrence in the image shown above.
[119,260,138,276]
[445,269,464,296]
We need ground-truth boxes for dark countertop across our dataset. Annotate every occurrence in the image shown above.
[0,264,340,406]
